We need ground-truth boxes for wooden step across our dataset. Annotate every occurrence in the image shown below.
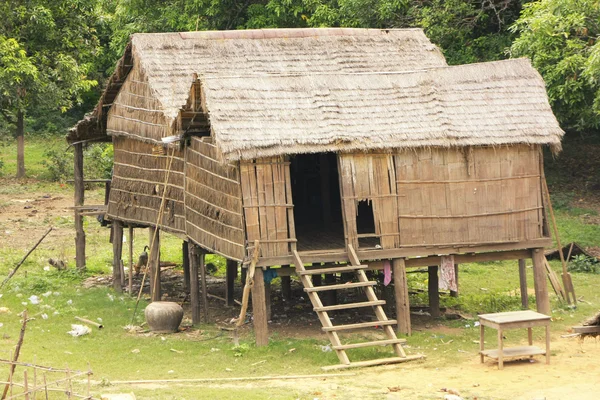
[297,265,368,276]
[314,300,386,312]
[333,338,407,350]
[305,281,376,292]
[322,320,397,332]
[321,355,425,371]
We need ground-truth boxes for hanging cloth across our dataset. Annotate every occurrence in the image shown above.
[439,255,457,292]
[383,260,392,286]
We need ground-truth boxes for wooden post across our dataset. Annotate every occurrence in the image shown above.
[241,266,247,286]
[531,249,550,315]
[226,260,238,307]
[148,226,161,302]
[518,259,529,309]
[182,241,190,293]
[393,258,411,335]
[428,265,440,318]
[128,226,133,295]
[199,249,209,323]
[112,220,123,293]
[450,264,459,297]
[281,265,292,301]
[188,243,200,324]
[312,263,322,287]
[265,279,272,321]
[323,273,336,306]
[252,267,269,346]
[73,143,86,271]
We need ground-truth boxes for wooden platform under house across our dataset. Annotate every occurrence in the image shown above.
[68,28,564,369]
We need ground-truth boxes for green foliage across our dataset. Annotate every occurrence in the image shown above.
[511,0,600,131]
[42,147,74,182]
[568,254,600,273]
[42,143,113,182]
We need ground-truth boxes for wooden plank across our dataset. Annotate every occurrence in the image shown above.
[273,157,289,255]
[297,265,368,275]
[480,346,546,360]
[393,258,411,335]
[322,320,397,332]
[252,267,269,346]
[531,249,550,315]
[572,325,600,334]
[314,300,386,312]
[321,355,424,371]
[283,161,297,252]
[304,281,376,293]
[332,338,406,350]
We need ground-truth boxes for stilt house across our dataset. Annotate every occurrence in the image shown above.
[69,28,563,369]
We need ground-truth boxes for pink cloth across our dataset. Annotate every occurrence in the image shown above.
[439,255,457,292]
[383,260,392,286]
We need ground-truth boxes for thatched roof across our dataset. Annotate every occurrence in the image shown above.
[201,58,563,160]
[68,28,563,159]
[68,28,446,143]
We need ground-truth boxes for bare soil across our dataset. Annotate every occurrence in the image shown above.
[2,185,600,399]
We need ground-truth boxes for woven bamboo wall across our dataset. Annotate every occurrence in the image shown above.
[106,63,170,142]
[240,157,296,258]
[185,137,245,260]
[107,137,186,233]
[339,145,545,249]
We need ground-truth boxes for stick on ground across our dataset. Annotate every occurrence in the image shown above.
[2,310,28,400]
[1,227,53,290]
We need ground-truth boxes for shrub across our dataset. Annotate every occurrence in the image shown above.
[568,254,600,274]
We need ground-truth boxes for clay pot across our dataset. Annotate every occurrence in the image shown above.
[144,301,184,333]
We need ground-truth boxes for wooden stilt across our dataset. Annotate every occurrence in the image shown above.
[199,249,209,323]
[428,266,440,318]
[519,259,529,309]
[252,267,269,346]
[112,221,123,293]
[265,279,272,321]
[450,264,459,297]
[531,249,550,315]
[241,266,247,285]
[128,226,133,295]
[312,264,322,287]
[323,274,336,306]
[188,244,200,324]
[73,143,86,271]
[281,265,292,301]
[393,258,411,335]
[182,241,190,293]
[226,260,238,307]
[148,227,161,302]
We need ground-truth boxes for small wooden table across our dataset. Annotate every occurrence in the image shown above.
[479,310,550,369]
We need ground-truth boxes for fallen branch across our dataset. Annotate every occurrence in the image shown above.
[206,293,242,307]
[75,317,103,329]
[2,310,28,400]
[1,227,53,290]
[109,373,355,385]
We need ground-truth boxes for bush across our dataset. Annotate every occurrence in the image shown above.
[568,254,600,274]
[42,143,114,182]
[42,148,74,182]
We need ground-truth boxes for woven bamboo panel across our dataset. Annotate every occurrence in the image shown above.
[107,137,186,233]
[240,157,296,258]
[107,63,170,142]
[394,145,543,246]
[185,137,245,260]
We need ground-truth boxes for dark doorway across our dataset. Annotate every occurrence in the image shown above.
[290,153,344,251]
[356,200,380,248]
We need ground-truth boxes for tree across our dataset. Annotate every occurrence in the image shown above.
[511,0,600,132]
[0,1,100,178]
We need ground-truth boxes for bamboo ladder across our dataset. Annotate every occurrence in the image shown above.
[292,245,423,370]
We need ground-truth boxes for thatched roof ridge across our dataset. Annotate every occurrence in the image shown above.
[199,58,563,160]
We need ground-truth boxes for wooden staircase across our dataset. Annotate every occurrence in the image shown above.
[293,246,424,370]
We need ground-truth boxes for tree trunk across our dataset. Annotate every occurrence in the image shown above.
[16,111,25,179]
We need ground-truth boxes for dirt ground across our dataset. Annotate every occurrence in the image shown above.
[2,187,600,399]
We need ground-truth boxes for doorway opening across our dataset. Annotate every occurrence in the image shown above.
[290,153,344,251]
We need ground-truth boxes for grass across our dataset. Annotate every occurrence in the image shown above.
[1,137,600,398]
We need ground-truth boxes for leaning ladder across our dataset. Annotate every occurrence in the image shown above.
[292,246,424,370]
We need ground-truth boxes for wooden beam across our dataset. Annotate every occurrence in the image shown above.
[226,260,238,307]
[148,226,161,302]
[255,241,548,267]
[252,267,269,346]
[112,220,123,293]
[280,265,292,301]
[519,259,529,309]
[188,243,200,324]
[73,143,86,271]
[182,241,190,293]
[531,248,550,315]
[199,249,209,323]
[393,258,411,336]
[428,266,440,318]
